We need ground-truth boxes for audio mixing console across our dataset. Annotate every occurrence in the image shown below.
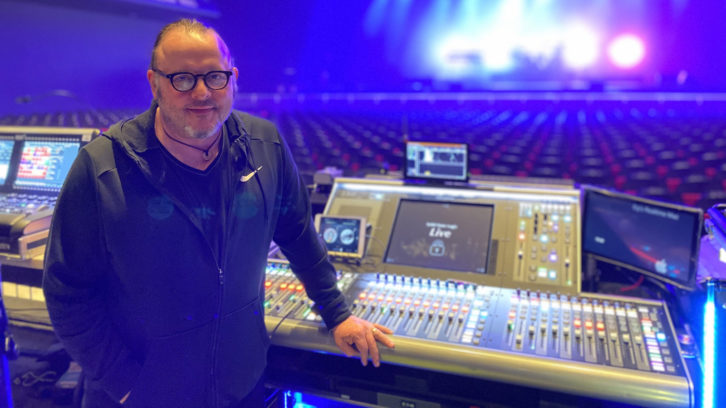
[264,259,693,408]
[323,178,583,294]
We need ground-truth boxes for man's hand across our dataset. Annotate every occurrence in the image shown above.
[331,315,395,367]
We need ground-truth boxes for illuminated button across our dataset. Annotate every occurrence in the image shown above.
[596,322,605,331]
[368,293,376,301]
[296,284,304,291]
[537,267,548,278]
[508,310,517,319]
[386,296,394,303]
[404,298,411,305]
[540,235,549,243]
[452,304,459,312]
[548,270,557,280]
[574,319,582,328]
[264,281,272,288]
[518,232,526,241]
[414,299,421,307]
[656,332,666,342]
[423,301,430,308]
[359,292,367,300]
[280,283,288,290]
[433,302,440,309]
[563,214,572,223]
[442,303,449,310]
[377,295,384,302]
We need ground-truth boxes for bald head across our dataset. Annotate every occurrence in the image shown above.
[150,19,232,70]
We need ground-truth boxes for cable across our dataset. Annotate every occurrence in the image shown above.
[618,275,645,293]
[267,299,310,340]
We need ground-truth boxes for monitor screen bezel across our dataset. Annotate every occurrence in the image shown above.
[314,214,367,259]
[581,186,702,291]
[403,140,470,183]
[383,198,495,274]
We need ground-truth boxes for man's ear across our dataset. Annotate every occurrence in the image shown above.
[147,69,158,100]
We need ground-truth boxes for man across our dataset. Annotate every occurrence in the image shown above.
[42,19,394,407]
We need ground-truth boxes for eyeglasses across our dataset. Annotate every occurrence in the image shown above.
[152,69,233,92]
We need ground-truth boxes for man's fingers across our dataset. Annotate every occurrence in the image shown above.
[354,335,370,366]
[374,324,395,348]
[368,328,382,367]
[334,336,357,357]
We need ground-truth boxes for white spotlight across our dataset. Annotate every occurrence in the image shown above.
[562,24,599,69]
[608,34,645,69]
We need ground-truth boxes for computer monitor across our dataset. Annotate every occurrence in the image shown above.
[404,140,469,183]
[0,138,16,187]
[0,126,97,194]
[384,199,494,273]
[582,187,702,290]
[315,214,367,259]
[14,140,81,191]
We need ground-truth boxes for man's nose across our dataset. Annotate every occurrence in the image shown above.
[190,78,211,99]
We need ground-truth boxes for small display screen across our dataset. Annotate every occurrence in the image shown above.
[405,141,468,182]
[0,140,16,186]
[583,188,702,289]
[14,140,80,190]
[384,199,494,273]
[315,215,366,258]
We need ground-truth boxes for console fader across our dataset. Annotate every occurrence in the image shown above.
[264,260,693,408]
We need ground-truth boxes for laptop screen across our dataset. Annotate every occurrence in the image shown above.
[404,141,469,183]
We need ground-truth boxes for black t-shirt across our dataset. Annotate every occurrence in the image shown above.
[159,132,233,262]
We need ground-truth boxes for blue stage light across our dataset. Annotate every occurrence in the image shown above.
[702,279,717,408]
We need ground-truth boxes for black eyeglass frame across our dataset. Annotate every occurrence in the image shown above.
[152,68,234,92]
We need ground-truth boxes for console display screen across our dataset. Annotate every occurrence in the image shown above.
[384,199,493,273]
[14,140,80,190]
[315,215,366,258]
